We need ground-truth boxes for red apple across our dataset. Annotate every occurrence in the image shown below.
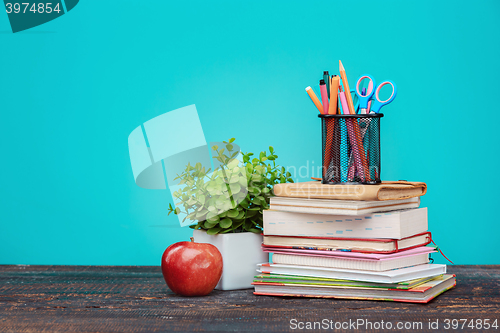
[161,237,223,296]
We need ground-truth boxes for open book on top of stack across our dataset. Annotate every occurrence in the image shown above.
[253,181,456,304]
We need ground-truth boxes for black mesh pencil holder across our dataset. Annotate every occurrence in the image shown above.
[319,113,384,185]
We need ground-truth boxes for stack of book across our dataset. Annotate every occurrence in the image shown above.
[253,182,456,303]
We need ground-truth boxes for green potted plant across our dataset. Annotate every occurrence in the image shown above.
[168,138,293,290]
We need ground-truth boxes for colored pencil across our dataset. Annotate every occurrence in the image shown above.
[306,86,323,114]
[328,76,339,115]
[320,80,329,114]
[339,60,355,115]
[321,78,334,181]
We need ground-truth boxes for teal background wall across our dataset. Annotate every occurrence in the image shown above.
[1,1,499,265]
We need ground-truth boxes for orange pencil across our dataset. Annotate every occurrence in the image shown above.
[339,60,355,115]
[305,86,324,114]
[328,76,339,115]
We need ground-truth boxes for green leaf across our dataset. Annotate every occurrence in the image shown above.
[239,176,248,187]
[249,228,262,233]
[254,165,264,174]
[238,198,249,208]
[207,227,221,235]
[252,174,263,182]
[226,209,239,218]
[269,146,274,153]
[197,195,206,205]
[244,220,254,230]
[212,145,219,151]
[207,215,219,222]
[229,138,235,143]
[245,209,257,218]
[219,218,232,228]
[232,220,245,230]
[204,220,218,228]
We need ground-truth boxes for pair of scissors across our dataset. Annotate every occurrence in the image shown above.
[355,74,397,115]
[347,75,397,181]
[354,74,397,140]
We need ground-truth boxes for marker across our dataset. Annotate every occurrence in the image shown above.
[321,78,332,178]
[323,71,330,97]
[305,86,323,114]
[320,79,329,114]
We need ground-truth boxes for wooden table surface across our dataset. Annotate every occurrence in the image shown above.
[0,265,499,332]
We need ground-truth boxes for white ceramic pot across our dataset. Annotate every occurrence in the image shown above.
[192,229,268,290]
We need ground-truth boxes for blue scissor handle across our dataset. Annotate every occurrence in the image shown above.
[355,74,376,110]
[370,80,397,113]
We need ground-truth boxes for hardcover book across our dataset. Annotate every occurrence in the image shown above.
[269,196,420,216]
[253,274,456,304]
[263,232,432,254]
[264,208,428,239]
[257,263,447,283]
[271,251,431,272]
[253,273,442,290]
[272,181,427,201]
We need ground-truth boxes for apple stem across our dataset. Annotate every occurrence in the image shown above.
[190,237,194,242]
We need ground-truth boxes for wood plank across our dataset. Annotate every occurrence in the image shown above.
[0,265,499,332]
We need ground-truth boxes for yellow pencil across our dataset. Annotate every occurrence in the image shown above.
[339,60,355,114]
[305,86,324,114]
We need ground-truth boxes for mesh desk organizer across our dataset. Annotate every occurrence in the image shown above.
[319,113,383,185]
